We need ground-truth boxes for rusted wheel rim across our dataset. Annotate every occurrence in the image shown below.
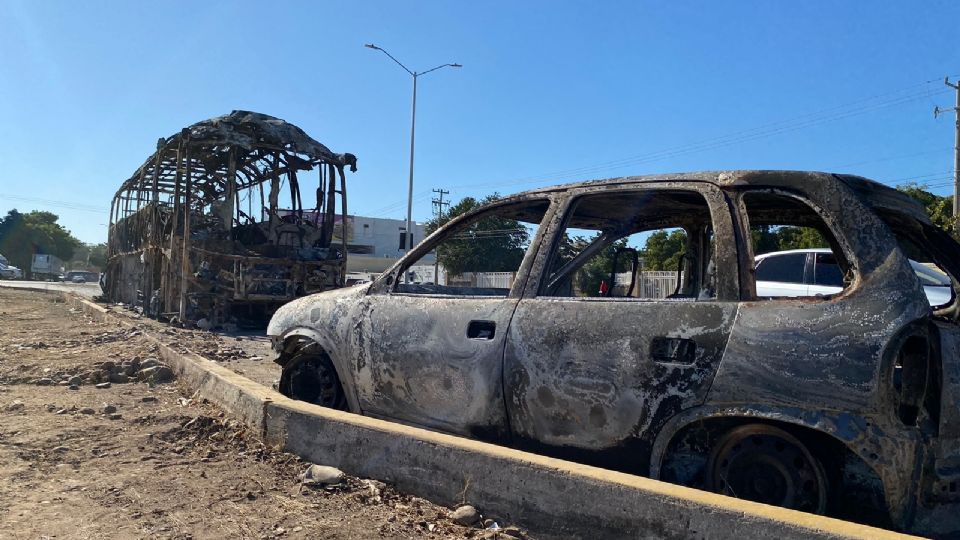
[708,425,827,514]
[287,355,346,410]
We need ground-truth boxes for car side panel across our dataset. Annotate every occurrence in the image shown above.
[505,299,738,450]
[354,294,515,439]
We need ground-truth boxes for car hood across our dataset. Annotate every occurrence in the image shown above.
[266,282,371,337]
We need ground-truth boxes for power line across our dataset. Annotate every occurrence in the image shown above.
[364,75,957,214]
[450,83,953,193]
[827,147,953,170]
[0,194,108,213]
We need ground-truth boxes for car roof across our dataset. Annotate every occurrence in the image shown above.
[502,170,929,223]
[755,248,830,260]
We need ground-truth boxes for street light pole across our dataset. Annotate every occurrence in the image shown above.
[407,73,417,251]
[365,43,461,250]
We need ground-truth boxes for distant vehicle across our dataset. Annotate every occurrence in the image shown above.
[755,248,953,306]
[64,271,100,284]
[31,254,64,281]
[0,262,22,280]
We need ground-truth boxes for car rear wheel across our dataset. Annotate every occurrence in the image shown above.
[707,424,828,514]
[279,349,347,410]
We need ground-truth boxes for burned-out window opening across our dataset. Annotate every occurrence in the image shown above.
[540,189,717,300]
[393,200,550,297]
[742,191,852,300]
[104,111,357,328]
[872,209,957,311]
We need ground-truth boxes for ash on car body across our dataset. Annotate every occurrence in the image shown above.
[268,170,960,537]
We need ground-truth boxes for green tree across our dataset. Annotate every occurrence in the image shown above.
[88,243,108,269]
[750,225,827,253]
[775,226,827,250]
[898,182,956,236]
[641,229,687,271]
[67,242,108,270]
[574,235,628,295]
[750,225,780,255]
[424,194,530,275]
[0,210,82,277]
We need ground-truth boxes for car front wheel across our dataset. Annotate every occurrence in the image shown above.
[706,424,828,514]
[279,349,347,411]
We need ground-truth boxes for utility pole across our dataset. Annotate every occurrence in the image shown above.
[431,188,450,221]
[935,77,960,235]
[431,188,449,285]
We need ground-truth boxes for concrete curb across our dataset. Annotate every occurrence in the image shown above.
[62,292,920,540]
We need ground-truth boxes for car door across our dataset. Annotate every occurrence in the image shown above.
[755,252,809,297]
[502,183,740,452]
[807,251,845,297]
[356,197,553,440]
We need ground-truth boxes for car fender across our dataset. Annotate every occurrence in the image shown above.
[275,325,362,414]
[268,283,371,414]
[648,403,921,528]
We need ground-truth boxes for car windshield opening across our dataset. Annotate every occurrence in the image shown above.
[395,199,550,297]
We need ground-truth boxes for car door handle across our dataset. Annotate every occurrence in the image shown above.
[650,336,696,364]
[467,320,496,340]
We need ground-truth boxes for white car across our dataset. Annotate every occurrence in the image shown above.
[0,263,22,280]
[755,248,953,306]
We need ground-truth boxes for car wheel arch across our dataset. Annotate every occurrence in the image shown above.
[277,327,361,414]
[649,407,891,521]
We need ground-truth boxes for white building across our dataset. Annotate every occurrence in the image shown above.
[344,215,434,274]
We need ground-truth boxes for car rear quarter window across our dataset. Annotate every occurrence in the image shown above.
[743,191,852,300]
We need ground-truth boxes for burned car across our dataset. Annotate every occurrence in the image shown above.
[267,170,960,535]
[104,111,356,326]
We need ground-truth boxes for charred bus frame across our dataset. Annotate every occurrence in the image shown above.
[104,111,357,327]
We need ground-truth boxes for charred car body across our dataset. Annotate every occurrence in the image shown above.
[104,111,356,326]
[267,170,960,535]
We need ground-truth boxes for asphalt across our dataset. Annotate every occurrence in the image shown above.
[0,280,101,297]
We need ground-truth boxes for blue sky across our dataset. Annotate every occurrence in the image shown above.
[1,0,958,243]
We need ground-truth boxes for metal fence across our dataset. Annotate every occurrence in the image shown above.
[614,271,680,299]
[447,271,516,289]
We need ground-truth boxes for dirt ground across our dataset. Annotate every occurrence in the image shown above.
[0,289,524,539]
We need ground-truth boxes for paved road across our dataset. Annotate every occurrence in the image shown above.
[0,280,101,297]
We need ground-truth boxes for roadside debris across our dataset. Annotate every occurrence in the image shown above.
[298,464,345,488]
[451,504,481,526]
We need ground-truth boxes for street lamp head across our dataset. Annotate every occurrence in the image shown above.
[451,63,463,68]
[364,43,380,50]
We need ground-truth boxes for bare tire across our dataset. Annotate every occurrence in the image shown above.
[279,350,347,410]
[707,424,828,514]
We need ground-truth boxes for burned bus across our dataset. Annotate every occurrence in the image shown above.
[104,111,357,328]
